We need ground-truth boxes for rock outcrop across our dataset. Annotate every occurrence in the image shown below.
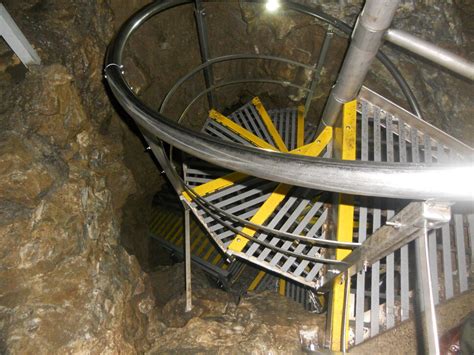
[0,0,159,352]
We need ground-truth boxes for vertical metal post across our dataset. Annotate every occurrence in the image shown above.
[416,219,440,355]
[303,26,334,118]
[183,203,193,312]
[144,137,184,195]
[329,100,357,352]
[194,0,216,109]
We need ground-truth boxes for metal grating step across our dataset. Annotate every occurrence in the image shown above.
[149,192,245,289]
[347,98,473,346]
[183,97,334,288]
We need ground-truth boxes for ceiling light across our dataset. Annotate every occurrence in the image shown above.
[265,0,280,12]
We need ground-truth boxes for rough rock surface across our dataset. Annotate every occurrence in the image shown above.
[1,0,472,353]
[149,287,325,354]
[0,1,159,352]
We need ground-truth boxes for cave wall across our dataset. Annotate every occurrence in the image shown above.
[0,0,161,352]
[0,0,471,353]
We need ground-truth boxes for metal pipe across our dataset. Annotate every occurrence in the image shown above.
[183,204,193,312]
[303,26,334,118]
[319,0,401,131]
[104,0,474,202]
[194,0,216,109]
[416,219,440,355]
[386,29,474,80]
[106,67,474,201]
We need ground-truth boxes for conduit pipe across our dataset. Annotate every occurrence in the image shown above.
[385,29,474,81]
[319,0,401,131]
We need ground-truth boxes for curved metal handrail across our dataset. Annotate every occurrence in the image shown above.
[160,53,316,114]
[178,78,310,122]
[157,1,422,118]
[105,0,473,201]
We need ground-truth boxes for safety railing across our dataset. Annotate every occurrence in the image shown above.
[104,0,473,202]
[105,1,473,353]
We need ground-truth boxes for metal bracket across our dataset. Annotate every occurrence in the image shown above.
[0,4,40,67]
[316,201,452,291]
[422,200,452,229]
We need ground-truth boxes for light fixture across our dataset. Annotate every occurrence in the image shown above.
[265,0,280,12]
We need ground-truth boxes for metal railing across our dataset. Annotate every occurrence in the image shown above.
[104,1,473,352]
[104,0,473,202]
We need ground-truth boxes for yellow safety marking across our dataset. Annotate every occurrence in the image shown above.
[182,172,247,201]
[195,237,211,257]
[278,279,286,296]
[297,105,305,148]
[158,212,175,230]
[228,127,333,252]
[330,100,357,352]
[209,109,278,151]
[182,127,332,203]
[252,97,288,152]
[161,215,180,240]
[248,271,266,291]
[162,216,179,240]
[211,253,222,266]
[296,127,333,157]
[228,183,292,252]
[168,224,184,244]
[203,245,214,261]
[150,209,171,231]
[149,211,167,234]
[190,230,203,251]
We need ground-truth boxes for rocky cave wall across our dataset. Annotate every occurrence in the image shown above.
[0,0,161,352]
[0,0,472,353]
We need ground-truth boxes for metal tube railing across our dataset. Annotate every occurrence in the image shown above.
[104,0,474,202]
[386,29,474,80]
[194,0,216,108]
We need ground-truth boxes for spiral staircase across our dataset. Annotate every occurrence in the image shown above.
[105,0,474,352]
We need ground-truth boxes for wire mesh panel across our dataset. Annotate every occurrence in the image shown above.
[349,99,473,346]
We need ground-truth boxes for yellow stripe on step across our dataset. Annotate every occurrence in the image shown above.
[278,279,286,296]
[330,99,357,352]
[248,270,266,291]
[182,127,332,202]
[209,109,278,151]
[228,183,292,252]
[252,97,288,152]
[228,126,333,253]
[297,105,305,148]
[182,171,247,202]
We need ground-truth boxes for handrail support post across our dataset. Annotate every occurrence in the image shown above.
[303,26,333,119]
[194,0,216,110]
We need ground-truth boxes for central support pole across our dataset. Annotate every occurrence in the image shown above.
[318,0,400,132]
